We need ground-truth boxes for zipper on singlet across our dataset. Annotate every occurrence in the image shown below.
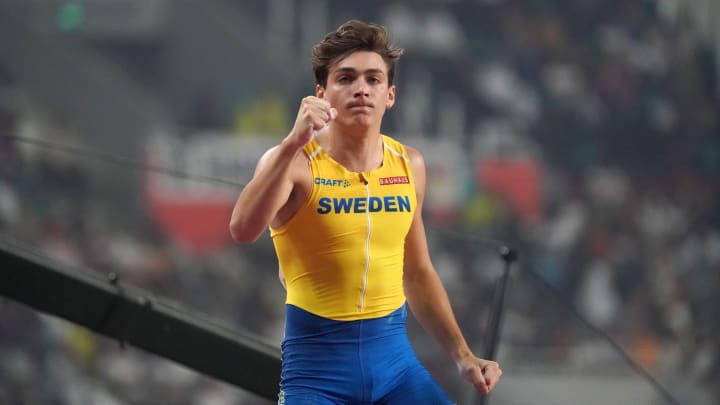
[359,175,371,311]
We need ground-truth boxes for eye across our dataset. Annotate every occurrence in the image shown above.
[338,76,352,83]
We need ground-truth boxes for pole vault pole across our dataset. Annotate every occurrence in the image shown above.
[478,245,517,405]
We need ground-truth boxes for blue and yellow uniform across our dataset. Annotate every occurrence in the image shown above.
[271,135,454,404]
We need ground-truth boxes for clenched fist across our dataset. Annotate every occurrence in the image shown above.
[286,96,338,149]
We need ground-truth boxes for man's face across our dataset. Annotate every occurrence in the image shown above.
[317,51,396,130]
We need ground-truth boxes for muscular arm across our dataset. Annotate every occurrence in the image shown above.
[229,142,303,243]
[229,96,336,243]
[403,146,502,395]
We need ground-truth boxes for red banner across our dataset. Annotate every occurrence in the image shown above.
[144,133,274,255]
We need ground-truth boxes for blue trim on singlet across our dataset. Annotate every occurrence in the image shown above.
[279,304,455,405]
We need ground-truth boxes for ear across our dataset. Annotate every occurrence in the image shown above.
[386,85,396,110]
[316,84,325,98]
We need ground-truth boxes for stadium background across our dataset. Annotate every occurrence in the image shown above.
[1,0,718,404]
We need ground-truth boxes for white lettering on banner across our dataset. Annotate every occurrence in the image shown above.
[145,133,275,201]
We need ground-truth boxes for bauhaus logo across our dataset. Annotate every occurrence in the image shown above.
[379,176,409,185]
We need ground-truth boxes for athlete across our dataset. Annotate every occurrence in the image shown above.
[230,20,502,404]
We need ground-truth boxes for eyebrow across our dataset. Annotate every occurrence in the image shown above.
[333,67,386,76]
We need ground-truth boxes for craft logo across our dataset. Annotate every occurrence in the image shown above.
[379,176,409,185]
[315,177,350,188]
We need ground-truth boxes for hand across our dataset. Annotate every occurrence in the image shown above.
[457,356,502,395]
[287,96,337,149]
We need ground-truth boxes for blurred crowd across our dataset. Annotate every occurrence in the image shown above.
[1,0,719,404]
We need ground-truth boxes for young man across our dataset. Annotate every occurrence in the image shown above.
[230,20,501,404]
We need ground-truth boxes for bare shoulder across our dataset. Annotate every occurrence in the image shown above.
[402,144,426,174]
[255,144,311,179]
[254,145,279,173]
[403,144,423,160]
[256,144,299,167]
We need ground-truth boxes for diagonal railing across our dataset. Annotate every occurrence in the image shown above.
[0,236,281,401]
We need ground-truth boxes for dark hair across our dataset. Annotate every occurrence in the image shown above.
[312,20,404,88]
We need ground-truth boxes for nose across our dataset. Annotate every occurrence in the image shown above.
[353,80,369,97]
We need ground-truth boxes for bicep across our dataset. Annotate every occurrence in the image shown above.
[250,146,304,214]
[278,266,286,290]
[253,146,295,194]
[404,147,433,275]
[230,145,305,242]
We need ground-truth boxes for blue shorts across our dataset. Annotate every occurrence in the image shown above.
[279,304,455,405]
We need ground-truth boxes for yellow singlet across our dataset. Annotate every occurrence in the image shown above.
[270,135,417,321]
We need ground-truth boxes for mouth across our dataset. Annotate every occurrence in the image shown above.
[347,103,373,111]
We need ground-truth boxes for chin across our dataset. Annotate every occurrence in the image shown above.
[349,115,374,126]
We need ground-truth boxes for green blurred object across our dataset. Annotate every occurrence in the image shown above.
[56,1,86,32]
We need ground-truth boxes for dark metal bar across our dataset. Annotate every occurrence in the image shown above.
[0,238,281,401]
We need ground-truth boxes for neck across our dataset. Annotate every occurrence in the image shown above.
[320,127,383,173]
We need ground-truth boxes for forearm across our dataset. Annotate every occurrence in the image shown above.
[404,268,473,362]
[229,140,301,243]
